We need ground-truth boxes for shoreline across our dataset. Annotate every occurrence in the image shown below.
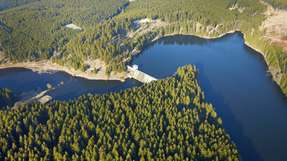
[0,31,282,93]
[129,30,284,94]
[0,61,127,82]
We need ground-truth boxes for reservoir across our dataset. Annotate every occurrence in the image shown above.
[0,32,287,161]
[0,68,141,101]
[131,32,287,161]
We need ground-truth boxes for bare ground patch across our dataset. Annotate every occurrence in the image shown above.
[0,59,127,81]
[262,1,287,52]
[127,18,167,38]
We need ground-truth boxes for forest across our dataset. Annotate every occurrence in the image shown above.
[1,0,287,160]
[0,88,15,108]
[57,0,287,95]
[0,65,239,160]
[1,0,287,96]
[0,0,128,61]
[0,0,268,65]
[57,0,266,70]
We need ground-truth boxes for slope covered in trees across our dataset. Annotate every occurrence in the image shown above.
[0,65,239,160]
[0,0,265,65]
[0,0,128,61]
[59,0,266,70]
[0,88,15,108]
[62,0,287,95]
[0,0,286,95]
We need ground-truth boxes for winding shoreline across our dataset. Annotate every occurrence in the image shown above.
[0,60,127,81]
[0,31,282,92]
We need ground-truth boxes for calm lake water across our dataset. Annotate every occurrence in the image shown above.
[131,33,287,161]
[0,32,286,161]
[0,68,141,101]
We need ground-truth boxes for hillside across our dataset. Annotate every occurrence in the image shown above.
[0,0,128,61]
[0,0,286,95]
[58,0,266,71]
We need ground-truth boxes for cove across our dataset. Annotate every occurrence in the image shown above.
[0,32,287,161]
[0,68,141,101]
[131,32,287,161]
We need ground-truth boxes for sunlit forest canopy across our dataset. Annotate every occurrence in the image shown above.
[0,0,128,60]
[0,65,239,160]
[0,88,14,108]
[0,0,286,95]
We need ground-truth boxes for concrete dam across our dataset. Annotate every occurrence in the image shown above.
[127,65,157,83]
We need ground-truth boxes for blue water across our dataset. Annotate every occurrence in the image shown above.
[131,33,287,161]
[0,32,287,161]
[0,68,141,101]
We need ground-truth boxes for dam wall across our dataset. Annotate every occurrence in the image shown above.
[127,65,157,83]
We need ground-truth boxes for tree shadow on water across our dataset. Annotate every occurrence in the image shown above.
[196,63,264,161]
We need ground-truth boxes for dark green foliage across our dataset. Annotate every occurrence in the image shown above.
[0,66,239,160]
[280,74,287,95]
[0,0,128,62]
[0,88,15,108]
[0,0,266,65]
[264,0,287,9]
[60,18,133,72]
[60,0,267,72]
[245,30,287,95]
[0,0,286,94]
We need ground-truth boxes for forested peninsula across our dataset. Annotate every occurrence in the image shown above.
[0,65,239,160]
[2,1,287,160]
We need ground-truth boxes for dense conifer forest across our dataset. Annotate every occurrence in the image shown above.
[0,88,15,108]
[1,1,287,160]
[1,0,286,95]
[0,66,239,160]
[0,0,128,61]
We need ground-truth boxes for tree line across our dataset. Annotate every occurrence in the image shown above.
[0,0,286,94]
[0,65,239,160]
[0,88,15,109]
